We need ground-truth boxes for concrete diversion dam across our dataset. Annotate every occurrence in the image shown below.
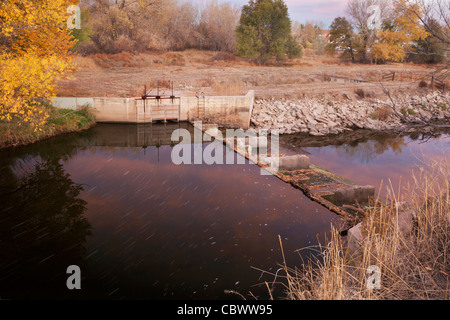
[1,92,448,299]
[52,92,384,217]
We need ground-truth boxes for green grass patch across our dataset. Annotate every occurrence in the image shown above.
[437,103,447,111]
[0,105,96,149]
[401,107,416,116]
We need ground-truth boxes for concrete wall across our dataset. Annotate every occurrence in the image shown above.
[92,98,136,123]
[53,91,254,129]
[197,91,254,129]
[52,97,94,110]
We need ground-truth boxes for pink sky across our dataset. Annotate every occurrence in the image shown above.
[284,0,348,25]
[192,0,348,27]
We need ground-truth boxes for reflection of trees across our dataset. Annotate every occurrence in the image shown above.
[281,129,447,163]
[334,136,408,163]
[282,129,449,163]
[0,156,91,299]
[409,130,450,145]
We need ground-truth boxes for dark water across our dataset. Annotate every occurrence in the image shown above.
[0,123,337,300]
[280,130,449,197]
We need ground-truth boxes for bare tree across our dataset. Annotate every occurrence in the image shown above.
[166,1,199,51]
[346,0,393,62]
[292,21,323,47]
[400,0,449,76]
[79,0,241,53]
[86,0,177,52]
[404,0,450,45]
[197,0,240,52]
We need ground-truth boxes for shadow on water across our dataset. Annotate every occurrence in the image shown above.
[0,142,91,299]
[0,123,340,300]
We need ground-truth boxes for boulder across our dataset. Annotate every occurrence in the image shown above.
[335,185,375,205]
[398,209,417,236]
[347,222,363,252]
[309,130,325,136]
[278,155,310,171]
[302,110,318,125]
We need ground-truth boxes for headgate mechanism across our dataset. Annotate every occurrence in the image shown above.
[135,81,181,123]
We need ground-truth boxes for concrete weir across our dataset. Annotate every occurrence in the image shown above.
[53,92,374,221]
[53,90,255,130]
[196,122,376,221]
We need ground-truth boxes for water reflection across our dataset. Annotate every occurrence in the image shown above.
[280,129,449,196]
[71,122,196,148]
[0,124,338,300]
[333,136,407,163]
[0,154,91,299]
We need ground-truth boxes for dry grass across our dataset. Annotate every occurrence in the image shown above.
[211,79,247,96]
[73,55,103,71]
[268,159,449,300]
[370,106,394,121]
[164,52,186,66]
[57,50,442,99]
[354,88,376,99]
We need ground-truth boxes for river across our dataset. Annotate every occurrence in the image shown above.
[0,124,447,300]
[0,123,336,300]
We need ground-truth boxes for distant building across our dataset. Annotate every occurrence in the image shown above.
[320,30,330,43]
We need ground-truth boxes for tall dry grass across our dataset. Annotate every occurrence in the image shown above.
[276,158,449,300]
[211,79,247,96]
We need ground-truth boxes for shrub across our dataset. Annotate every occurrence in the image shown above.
[437,103,447,111]
[212,52,237,62]
[418,80,428,88]
[371,106,393,121]
[401,108,416,116]
[164,52,186,66]
[355,88,366,99]
[408,108,416,115]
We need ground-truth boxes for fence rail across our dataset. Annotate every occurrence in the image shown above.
[382,72,395,81]
[432,77,446,92]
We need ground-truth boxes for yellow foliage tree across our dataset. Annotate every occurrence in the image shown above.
[372,0,429,62]
[0,0,77,129]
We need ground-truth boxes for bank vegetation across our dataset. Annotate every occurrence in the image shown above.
[0,105,96,149]
[281,159,449,300]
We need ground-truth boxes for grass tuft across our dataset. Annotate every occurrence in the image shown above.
[269,159,449,300]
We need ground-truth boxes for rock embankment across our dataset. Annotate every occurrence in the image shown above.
[251,92,450,136]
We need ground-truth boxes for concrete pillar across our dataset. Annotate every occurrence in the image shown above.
[335,185,375,205]
[278,155,310,171]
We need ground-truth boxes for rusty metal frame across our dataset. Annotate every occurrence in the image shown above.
[135,81,181,122]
